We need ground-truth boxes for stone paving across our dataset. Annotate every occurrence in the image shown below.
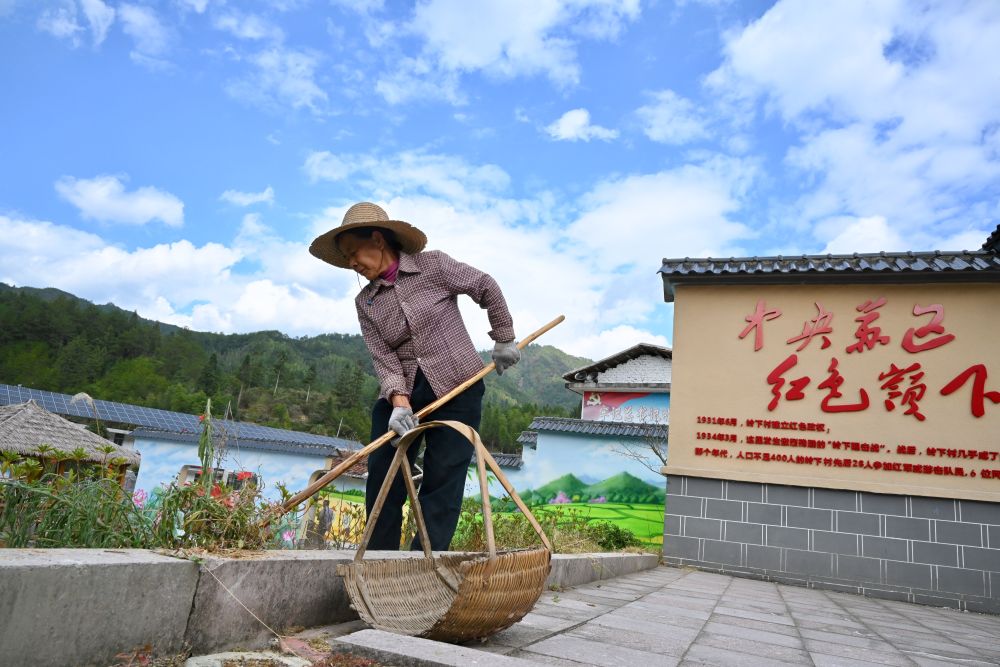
[469,566,1000,666]
[195,564,1000,666]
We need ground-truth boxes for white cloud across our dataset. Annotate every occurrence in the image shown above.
[213,11,284,42]
[707,0,1000,251]
[410,0,577,84]
[80,0,115,47]
[636,90,709,144]
[302,150,739,358]
[303,151,353,183]
[0,214,237,316]
[55,175,184,227]
[545,108,618,142]
[570,325,671,361]
[220,186,274,207]
[226,47,328,114]
[375,56,465,106]
[37,2,83,46]
[119,3,169,56]
[818,216,903,255]
[0,212,358,337]
[303,149,510,208]
[818,215,991,255]
[376,0,640,104]
[567,156,755,268]
[9,142,743,361]
[0,214,106,271]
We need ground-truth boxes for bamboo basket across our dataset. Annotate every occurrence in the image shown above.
[336,420,553,642]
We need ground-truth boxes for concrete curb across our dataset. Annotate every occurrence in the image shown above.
[549,552,659,589]
[0,549,199,667]
[0,548,659,666]
[333,629,545,666]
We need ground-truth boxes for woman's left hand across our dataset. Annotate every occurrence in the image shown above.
[491,340,521,375]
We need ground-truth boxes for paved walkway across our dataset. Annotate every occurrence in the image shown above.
[194,564,1000,666]
[471,565,1000,666]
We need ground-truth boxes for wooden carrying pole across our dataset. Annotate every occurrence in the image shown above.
[270,314,565,521]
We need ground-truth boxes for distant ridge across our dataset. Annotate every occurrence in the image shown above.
[0,282,589,445]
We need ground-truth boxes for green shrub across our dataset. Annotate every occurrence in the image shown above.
[585,520,641,550]
[446,497,640,554]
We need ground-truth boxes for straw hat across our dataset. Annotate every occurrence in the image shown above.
[309,202,427,268]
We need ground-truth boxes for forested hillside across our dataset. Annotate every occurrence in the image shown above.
[0,284,588,451]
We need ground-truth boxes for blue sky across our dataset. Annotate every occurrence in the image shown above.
[1,0,998,360]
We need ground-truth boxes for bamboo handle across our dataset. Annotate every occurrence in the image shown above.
[479,444,553,551]
[268,314,565,522]
[474,430,497,560]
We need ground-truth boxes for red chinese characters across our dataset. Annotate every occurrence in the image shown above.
[739,299,782,351]
[744,295,994,422]
[766,354,810,411]
[879,362,927,421]
[846,297,890,354]
[940,364,1000,418]
[902,304,956,353]
[818,357,870,413]
[786,301,834,351]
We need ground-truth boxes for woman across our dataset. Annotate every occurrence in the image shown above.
[309,202,520,551]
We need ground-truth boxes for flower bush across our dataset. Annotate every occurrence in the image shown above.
[549,491,572,504]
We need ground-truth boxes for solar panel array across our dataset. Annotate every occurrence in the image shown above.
[0,383,360,450]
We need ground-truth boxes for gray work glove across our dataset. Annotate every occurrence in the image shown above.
[388,406,418,443]
[491,340,521,375]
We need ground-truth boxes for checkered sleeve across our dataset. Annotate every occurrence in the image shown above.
[437,251,515,343]
[357,301,408,397]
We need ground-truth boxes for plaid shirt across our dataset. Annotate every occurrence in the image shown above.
[356,250,515,400]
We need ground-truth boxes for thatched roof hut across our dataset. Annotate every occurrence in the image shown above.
[0,400,140,467]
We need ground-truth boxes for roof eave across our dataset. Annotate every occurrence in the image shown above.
[565,382,670,395]
[660,266,1000,303]
[561,343,673,382]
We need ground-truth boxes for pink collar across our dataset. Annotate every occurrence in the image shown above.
[379,258,400,283]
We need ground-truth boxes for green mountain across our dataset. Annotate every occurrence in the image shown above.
[586,472,664,502]
[0,283,589,450]
[522,471,665,505]
[532,473,589,498]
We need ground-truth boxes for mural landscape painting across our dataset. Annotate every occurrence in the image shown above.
[318,471,666,546]
[516,472,665,545]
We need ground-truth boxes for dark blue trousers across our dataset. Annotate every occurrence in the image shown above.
[365,368,484,551]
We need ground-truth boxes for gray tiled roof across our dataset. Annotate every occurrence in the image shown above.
[131,427,347,458]
[1,383,362,454]
[985,225,1000,253]
[562,343,672,382]
[529,416,668,439]
[517,430,537,447]
[659,249,1000,302]
[491,452,523,469]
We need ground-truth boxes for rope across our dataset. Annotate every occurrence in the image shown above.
[200,563,306,661]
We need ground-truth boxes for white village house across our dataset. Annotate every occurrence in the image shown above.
[0,384,366,502]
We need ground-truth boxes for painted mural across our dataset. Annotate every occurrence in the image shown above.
[471,431,666,545]
[582,391,670,423]
[130,436,356,503]
[130,413,667,548]
[296,429,668,548]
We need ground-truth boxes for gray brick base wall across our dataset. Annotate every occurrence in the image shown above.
[663,475,1000,614]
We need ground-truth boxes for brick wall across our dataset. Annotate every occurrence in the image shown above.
[663,475,1000,613]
